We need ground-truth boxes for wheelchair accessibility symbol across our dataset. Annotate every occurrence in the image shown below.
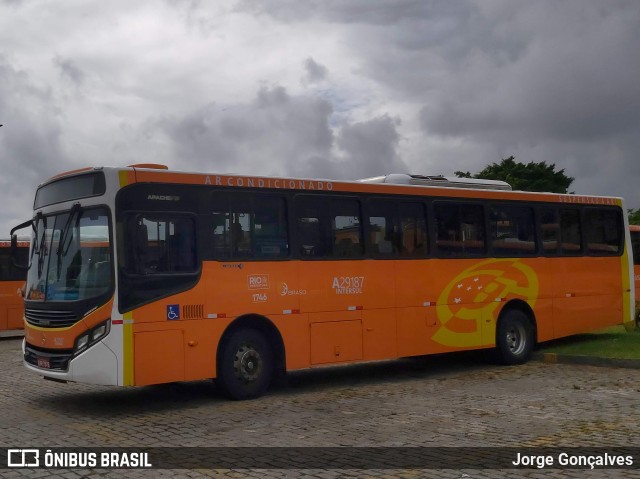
[167,304,180,320]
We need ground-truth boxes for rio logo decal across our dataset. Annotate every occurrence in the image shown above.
[433,259,539,347]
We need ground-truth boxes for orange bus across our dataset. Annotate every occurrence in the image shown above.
[11,166,634,399]
[630,225,640,326]
[0,240,29,337]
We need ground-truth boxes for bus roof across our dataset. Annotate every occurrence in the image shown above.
[358,174,512,190]
[39,165,624,207]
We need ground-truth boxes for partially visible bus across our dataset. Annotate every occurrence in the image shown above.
[11,166,634,399]
[0,240,29,337]
[630,225,640,326]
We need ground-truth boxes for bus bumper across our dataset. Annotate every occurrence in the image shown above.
[22,338,119,386]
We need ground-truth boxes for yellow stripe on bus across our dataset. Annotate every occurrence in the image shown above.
[119,170,130,188]
[621,242,633,327]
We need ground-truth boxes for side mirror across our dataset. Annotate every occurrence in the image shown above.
[10,218,34,271]
[10,234,29,271]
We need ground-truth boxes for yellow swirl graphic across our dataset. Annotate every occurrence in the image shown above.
[433,259,539,347]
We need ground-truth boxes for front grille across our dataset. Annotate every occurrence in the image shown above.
[24,345,73,371]
[25,309,79,328]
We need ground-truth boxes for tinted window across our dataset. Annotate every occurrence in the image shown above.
[126,215,196,274]
[398,202,428,258]
[119,213,198,312]
[540,207,560,255]
[584,208,622,255]
[212,193,288,259]
[254,197,289,258]
[489,204,536,256]
[0,248,28,281]
[631,231,640,265]
[560,208,582,254]
[295,197,324,258]
[435,202,485,257]
[330,198,363,258]
[34,172,106,209]
[367,199,399,258]
[295,196,363,259]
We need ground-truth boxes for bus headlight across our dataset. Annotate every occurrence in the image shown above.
[76,334,89,352]
[74,320,111,354]
[92,323,108,341]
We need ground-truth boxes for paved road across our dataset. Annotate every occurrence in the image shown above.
[0,337,638,478]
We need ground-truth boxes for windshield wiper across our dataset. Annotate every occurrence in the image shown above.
[56,203,82,281]
[36,215,48,279]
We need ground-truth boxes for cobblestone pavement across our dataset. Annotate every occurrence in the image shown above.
[1,337,639,479]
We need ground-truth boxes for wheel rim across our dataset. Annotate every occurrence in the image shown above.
[505,322,527,356]
[233,344,263,382]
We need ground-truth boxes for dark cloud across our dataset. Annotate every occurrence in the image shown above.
[0,58,72,235]
[302,57,328,85]
[237,0,445,25]
[419,3,640,143]
[157,86,335,176]
[157,85,406,180]
[54,56,86,86]
[234,0,640,208]
[332,115,406,178]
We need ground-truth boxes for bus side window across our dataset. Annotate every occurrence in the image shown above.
[212,193,231,258]
[559,208,582,254]
[631,229,640,264]
[330,198,363,258]
[295,197,325,258]
[130,217,196,274]
[172,220,197,270]
[0,253,7,281]
[134,223,150,273]
[540,207,559,255]
[435,202,485,257]
[490,204,535,256]
[253,196,289,258]
[399,202,427,258]
[584,208,621,255]
[231,219,245,255]
[367,198,399,259]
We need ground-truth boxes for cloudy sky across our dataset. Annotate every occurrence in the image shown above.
[1,0,640,236]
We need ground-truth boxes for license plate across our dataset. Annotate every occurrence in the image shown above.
[37,357,50,369]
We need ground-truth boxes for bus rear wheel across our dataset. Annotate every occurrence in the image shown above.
[217,328,273,400]
[495,309,534,365]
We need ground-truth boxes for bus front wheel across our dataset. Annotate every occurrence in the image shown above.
[495,310,534,365]
[217,328,273,400]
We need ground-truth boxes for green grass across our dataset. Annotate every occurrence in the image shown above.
[539,324,640,360]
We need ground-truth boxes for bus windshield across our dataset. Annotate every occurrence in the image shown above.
[25,207,111,302]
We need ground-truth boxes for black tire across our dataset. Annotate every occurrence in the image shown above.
[495,309,534,365]
[217,328,273,400]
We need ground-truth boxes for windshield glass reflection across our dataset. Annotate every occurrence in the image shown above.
[26,207,111,301]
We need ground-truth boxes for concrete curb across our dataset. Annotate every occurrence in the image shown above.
[532,351,640,369]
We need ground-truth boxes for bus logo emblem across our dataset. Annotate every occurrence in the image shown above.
[8,449,40,467]
[167,305,180,320]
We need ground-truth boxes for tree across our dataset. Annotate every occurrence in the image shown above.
[628,209,640,226]
[455,156,574,193]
